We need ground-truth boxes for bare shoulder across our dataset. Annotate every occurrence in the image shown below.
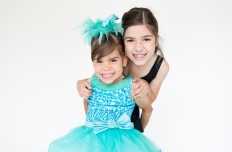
[159,59,169,79]
[148,59,169,101]
[147,58,169,86]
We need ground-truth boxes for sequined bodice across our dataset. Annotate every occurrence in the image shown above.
[86,76,135,122]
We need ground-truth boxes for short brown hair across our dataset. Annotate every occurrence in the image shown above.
[91,32,125,61]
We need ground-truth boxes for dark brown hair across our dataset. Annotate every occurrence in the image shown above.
[90,32,125,61]
[122,7,164,58]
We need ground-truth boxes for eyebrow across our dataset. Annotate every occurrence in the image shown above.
[124,35,153,39]
[110,56,120,59]
[94,56,120,60]
[143,35,153,37]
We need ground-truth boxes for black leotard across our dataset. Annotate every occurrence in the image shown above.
[131,55,163,132]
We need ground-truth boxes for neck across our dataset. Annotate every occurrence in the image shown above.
[127,54,157,77]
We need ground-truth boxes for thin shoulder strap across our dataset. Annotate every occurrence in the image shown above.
[149,55,163,76]
[141,55,164,83]
[155,55,163,71]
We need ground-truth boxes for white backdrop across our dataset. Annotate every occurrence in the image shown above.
[0,0,231,152]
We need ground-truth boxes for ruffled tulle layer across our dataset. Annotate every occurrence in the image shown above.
[48,126,162,152]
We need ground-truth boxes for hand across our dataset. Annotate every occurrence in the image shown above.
[131,78,149,99]
[76,78,92,99]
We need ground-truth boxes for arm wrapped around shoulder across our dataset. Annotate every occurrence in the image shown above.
[133,95,153,130]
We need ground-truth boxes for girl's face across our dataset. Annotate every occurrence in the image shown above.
[93,49,127,84]
[124,25,157,66]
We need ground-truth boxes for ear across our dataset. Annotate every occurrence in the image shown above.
[122,55,128,67]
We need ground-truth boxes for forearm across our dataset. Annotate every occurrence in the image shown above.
[134,95,153,129]
[83,99,88,114]
[141,107,153,129]
[147,88,157,103]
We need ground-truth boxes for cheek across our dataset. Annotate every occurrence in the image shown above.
[93,64,100,72]
[145,43,156,51]
[124,45,132,55]
[113,64,123,71]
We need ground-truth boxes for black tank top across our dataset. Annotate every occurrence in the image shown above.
[131,55,163,132]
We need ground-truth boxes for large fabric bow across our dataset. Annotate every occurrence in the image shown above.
[102,14,119,26]
[77,14,124,45]
[86,113,133,134]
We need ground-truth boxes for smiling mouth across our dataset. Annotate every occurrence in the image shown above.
[102,73,114,79]
[133,54,146,59]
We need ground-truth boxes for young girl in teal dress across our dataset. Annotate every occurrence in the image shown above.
[48,14,162,152]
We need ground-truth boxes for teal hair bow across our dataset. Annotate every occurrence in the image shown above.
[77,14,124,45]
[102,14,119,26]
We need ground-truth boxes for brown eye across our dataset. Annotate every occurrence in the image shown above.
[126,39,134,42]
[144,38,151,41]
[110,59,117,62]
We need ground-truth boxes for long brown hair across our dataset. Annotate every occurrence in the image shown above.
[122,7,164,59]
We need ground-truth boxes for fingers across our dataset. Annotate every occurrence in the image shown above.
[132,77,142,90]
[80,94,92,99]
[79,85,92,99]
[77,79,92,99]
[84,82,92,90]
[133,86,148,98]
[79,88,92,99]
[132,77,140,83]
[84,78,92,90]
[134,89,147,98]
[132,78,149,99]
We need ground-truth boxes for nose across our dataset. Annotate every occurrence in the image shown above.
[102,62,111,71]
[135,41,143,52]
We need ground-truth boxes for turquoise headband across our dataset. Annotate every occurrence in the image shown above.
[77,14,124,45]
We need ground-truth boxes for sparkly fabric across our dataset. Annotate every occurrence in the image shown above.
[48,76,162,152]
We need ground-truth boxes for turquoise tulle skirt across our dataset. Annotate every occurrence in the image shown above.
[48,126,162,152]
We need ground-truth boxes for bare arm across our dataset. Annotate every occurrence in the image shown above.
[83,99,88,114]
[130,60,169,102]
[147,59,169,103]
[76,77,92,114]
[132,60,169,129]
[132,92,153,129]
[76,78,92,99]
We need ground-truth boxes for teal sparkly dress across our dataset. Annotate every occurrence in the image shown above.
[48,76,162,152]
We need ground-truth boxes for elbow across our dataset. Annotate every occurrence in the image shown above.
[150,94,158,103]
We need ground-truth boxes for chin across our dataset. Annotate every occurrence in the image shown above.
[101,80,113,84]
[133,61,146,66]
